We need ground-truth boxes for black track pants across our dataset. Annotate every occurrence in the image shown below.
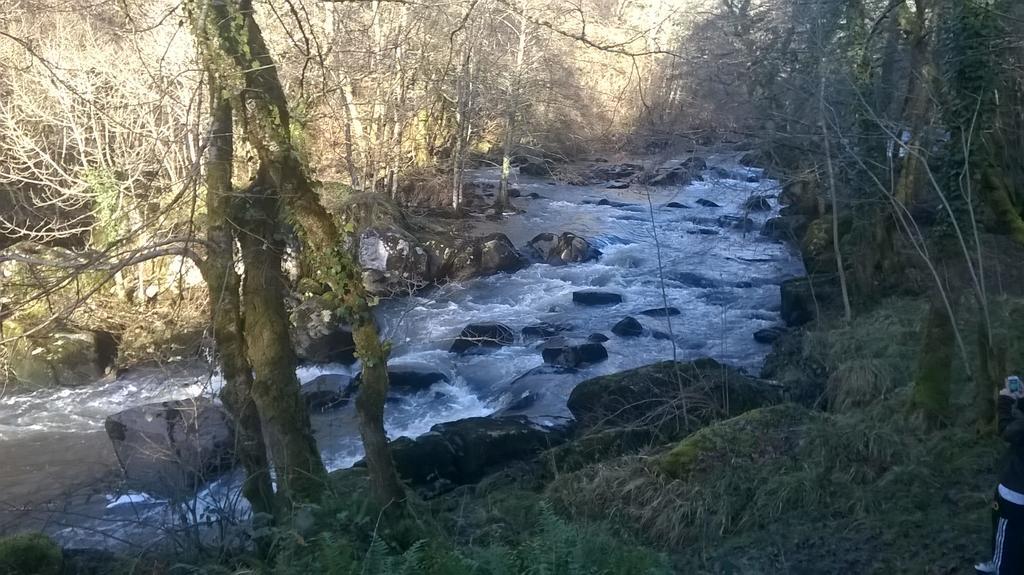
[994,491,1024,575]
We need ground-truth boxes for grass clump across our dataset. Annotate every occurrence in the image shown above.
[0,532,63,575]
[547,395,1000,573]
[264,504,671,575]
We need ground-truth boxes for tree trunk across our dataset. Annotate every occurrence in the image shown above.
[204,0,405,507]
[202,80,275,516]
[237,170,327,505]
[913,298,954,425]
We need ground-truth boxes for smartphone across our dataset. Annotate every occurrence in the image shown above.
[1010,376,1022,394]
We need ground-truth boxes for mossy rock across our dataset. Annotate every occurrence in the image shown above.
[7,330,113,388]
[566,359,783,440]
[0,532,63,575]
[658,404,816,479]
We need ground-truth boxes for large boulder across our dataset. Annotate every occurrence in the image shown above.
[358,226,432,296]
[289,297,357,364]
[387,416,568,494]
[567,359,782,439]
[7,329,118,388]
[540,338,608,368]
[104,398,235,498]
[524,232,601,266]
[436,233,527,281]
[572,291,622,306]
[450,323,515,354]
[301,373,353,412]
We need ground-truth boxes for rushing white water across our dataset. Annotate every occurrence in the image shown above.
[0,155,803,550]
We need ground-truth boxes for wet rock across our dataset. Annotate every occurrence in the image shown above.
[522,322,570,341]
[301,374,352,412]
[524,232,601,266]
[761,215,809,242]
[353,363,449,394]
[780,275,839,327]
[572,291,622,306]
[519,159,553,177]
[450,323,515,354]
[495,391,542,416]
[290,297,357,365]
[754,327,787,344]
[665,202,691,209]
[104,398,235,498]
[651,330,672,340]
[669,272,720,288]
[434,233,527,282]
[717,215,756,232]
[648,167,692,187]
[387,416,568,493]
[640,306,681,317]
[591,163,642,182]
[527,192,543,199]
[541,338,608,368]
[612,316,643,337]
[743,195,772,211]
[696,198,722,208]
[358,226,432,296]
[567,358,782,438]
[7,330,118,388]
[745,174,761,183]
[606,181,630,189]
[587,333,610,343]
[596,198,634,208]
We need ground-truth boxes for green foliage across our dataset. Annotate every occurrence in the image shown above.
[0,532,63,575]
[549,396,999,572]
[263,500,670,575]
[84,167,123,247]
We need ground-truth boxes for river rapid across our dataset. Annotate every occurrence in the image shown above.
[0,154,803,550]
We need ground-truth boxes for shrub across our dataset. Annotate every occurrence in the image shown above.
[0,532,63,575]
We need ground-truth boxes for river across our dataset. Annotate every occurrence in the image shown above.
[0,154,803,550]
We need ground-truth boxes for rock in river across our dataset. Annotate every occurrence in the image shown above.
[524,232,601,266]
[450,323,515,354]
[541,338,609,368]
[386,416,568,493]
[696,198,722,208]
[639,306,681,317]
[611,316,643,337]
[301,374,353,412]
[572,291,622,306]
[104,398,235,498]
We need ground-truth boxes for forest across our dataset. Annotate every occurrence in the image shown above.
[1,0,1024,572]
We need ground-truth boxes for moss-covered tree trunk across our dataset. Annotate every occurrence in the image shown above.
[912,299,954,425]
[202,81,275,515]
[236,169,327,505]
[192,0,405,507]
